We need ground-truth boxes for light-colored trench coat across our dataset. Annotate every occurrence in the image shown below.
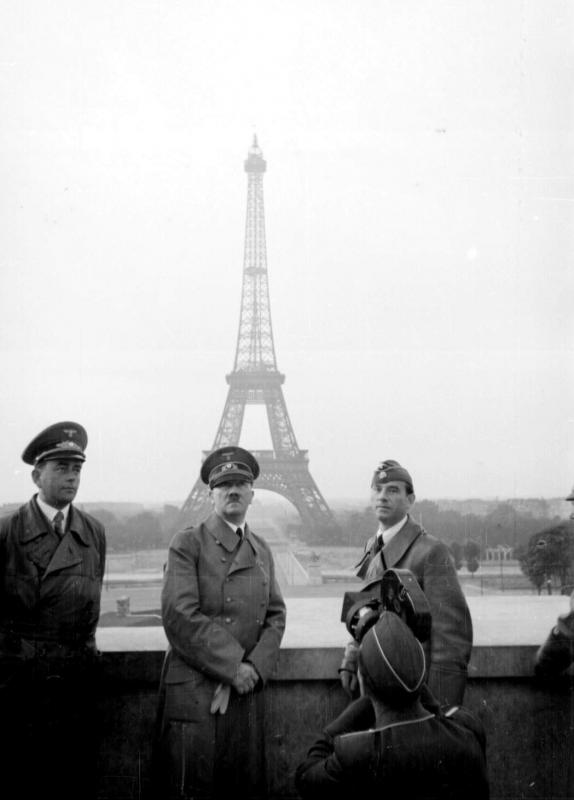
[156,512,286,800]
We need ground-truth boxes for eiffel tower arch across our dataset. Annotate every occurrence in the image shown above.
[178,138,338,533]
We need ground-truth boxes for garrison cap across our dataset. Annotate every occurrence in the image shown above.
[372,459,414,492]
[359,611,426,706]
[22,421,88,466]
[201,446,260,489]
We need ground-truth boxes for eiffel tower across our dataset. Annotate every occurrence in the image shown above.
[179,137,337,533]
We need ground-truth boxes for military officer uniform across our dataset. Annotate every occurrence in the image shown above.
[0,422,106,800]
[155,447,286,800]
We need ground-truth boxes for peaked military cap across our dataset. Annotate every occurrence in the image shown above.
[22,421,88,465]
[201,446,260,488]
[371,459,414,492]
[359,611,426,705]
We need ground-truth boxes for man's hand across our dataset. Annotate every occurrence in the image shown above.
[210,683,231,715]
[339,640,359,698]
[232,662,259,695]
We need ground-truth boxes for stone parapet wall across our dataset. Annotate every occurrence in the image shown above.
[95,643,574,799]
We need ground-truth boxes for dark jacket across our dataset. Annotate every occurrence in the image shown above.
[355,517,472,705]
[534,592,574,677]
[0,497,106,661]
[0,496,106,800]
[295,696,489,800]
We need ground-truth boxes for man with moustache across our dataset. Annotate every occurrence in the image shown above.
[339,460,472,707]
[0,421,106,800]
[156,446,286,800]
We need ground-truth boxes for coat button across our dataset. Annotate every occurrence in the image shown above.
[225,617,232,624]
[226,597,232,602]
[220,557,227,562]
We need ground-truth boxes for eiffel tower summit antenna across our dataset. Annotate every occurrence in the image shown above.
[178,137,338,533]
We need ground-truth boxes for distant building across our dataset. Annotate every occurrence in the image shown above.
[485,544,513,562]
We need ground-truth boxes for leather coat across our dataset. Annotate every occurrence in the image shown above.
[0,496,106,662]
[0,496,106,800]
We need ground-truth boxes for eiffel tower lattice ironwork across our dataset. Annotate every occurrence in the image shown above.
[179,137,337,532]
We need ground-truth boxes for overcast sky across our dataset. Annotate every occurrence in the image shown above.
[0,0,572,507]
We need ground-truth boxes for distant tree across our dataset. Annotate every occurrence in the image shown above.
[337,508,374,546]
[466,557,480,577]
[124,511,163,550]
[519,522,574,593]
[463,540,481,576]
[449,541,463,570]
[89,508,127,552]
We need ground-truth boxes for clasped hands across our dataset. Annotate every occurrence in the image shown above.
[210,661,259,715]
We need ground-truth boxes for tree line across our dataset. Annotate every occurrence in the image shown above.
[89,499,574,593]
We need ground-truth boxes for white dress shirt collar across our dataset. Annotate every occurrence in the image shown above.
[36,494,70,526]
[377,514,408,546]
[224,520,245,538]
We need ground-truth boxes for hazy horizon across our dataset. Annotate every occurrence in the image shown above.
[1,1,572,505]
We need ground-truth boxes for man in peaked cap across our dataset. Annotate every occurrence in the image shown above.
[0,421,106,800]
[296,612,489,800]
[156,445,286,800]
[339,459,472,707]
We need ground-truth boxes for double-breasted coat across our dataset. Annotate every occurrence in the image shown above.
[0,496,106,800]
[157,512,286,800]
[354,516,472,706]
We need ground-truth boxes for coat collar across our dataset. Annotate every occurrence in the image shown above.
[355,516,424,580]
[204,512,264,572]
[20,497,91,547]
[381,516,424,566]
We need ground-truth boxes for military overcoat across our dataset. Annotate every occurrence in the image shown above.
[157,512,286,799]
[355,516,472,706]
[0,496,106,658]
[0,496,106,800]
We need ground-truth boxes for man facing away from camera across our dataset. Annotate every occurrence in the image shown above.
[0,421,106,800]
[339,459,472,707]
[156,446,286,800]
[297,611,489,800]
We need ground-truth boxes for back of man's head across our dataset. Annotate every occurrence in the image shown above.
[358,612,426,708]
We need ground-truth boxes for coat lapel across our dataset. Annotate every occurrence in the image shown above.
[20,498,51,543]
[205,514,261,575]
[382,517,424,567]
[356,518,424,582]
[43,536,84,577]
[43,505,87,577]
[205,513,241,552]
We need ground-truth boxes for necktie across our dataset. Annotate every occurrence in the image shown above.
[236,527,243,541]
[53,511,65,538]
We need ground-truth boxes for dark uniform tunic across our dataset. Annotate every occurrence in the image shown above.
[296,697,489,800]
[0,497,106,800]
[156,512,286,800]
